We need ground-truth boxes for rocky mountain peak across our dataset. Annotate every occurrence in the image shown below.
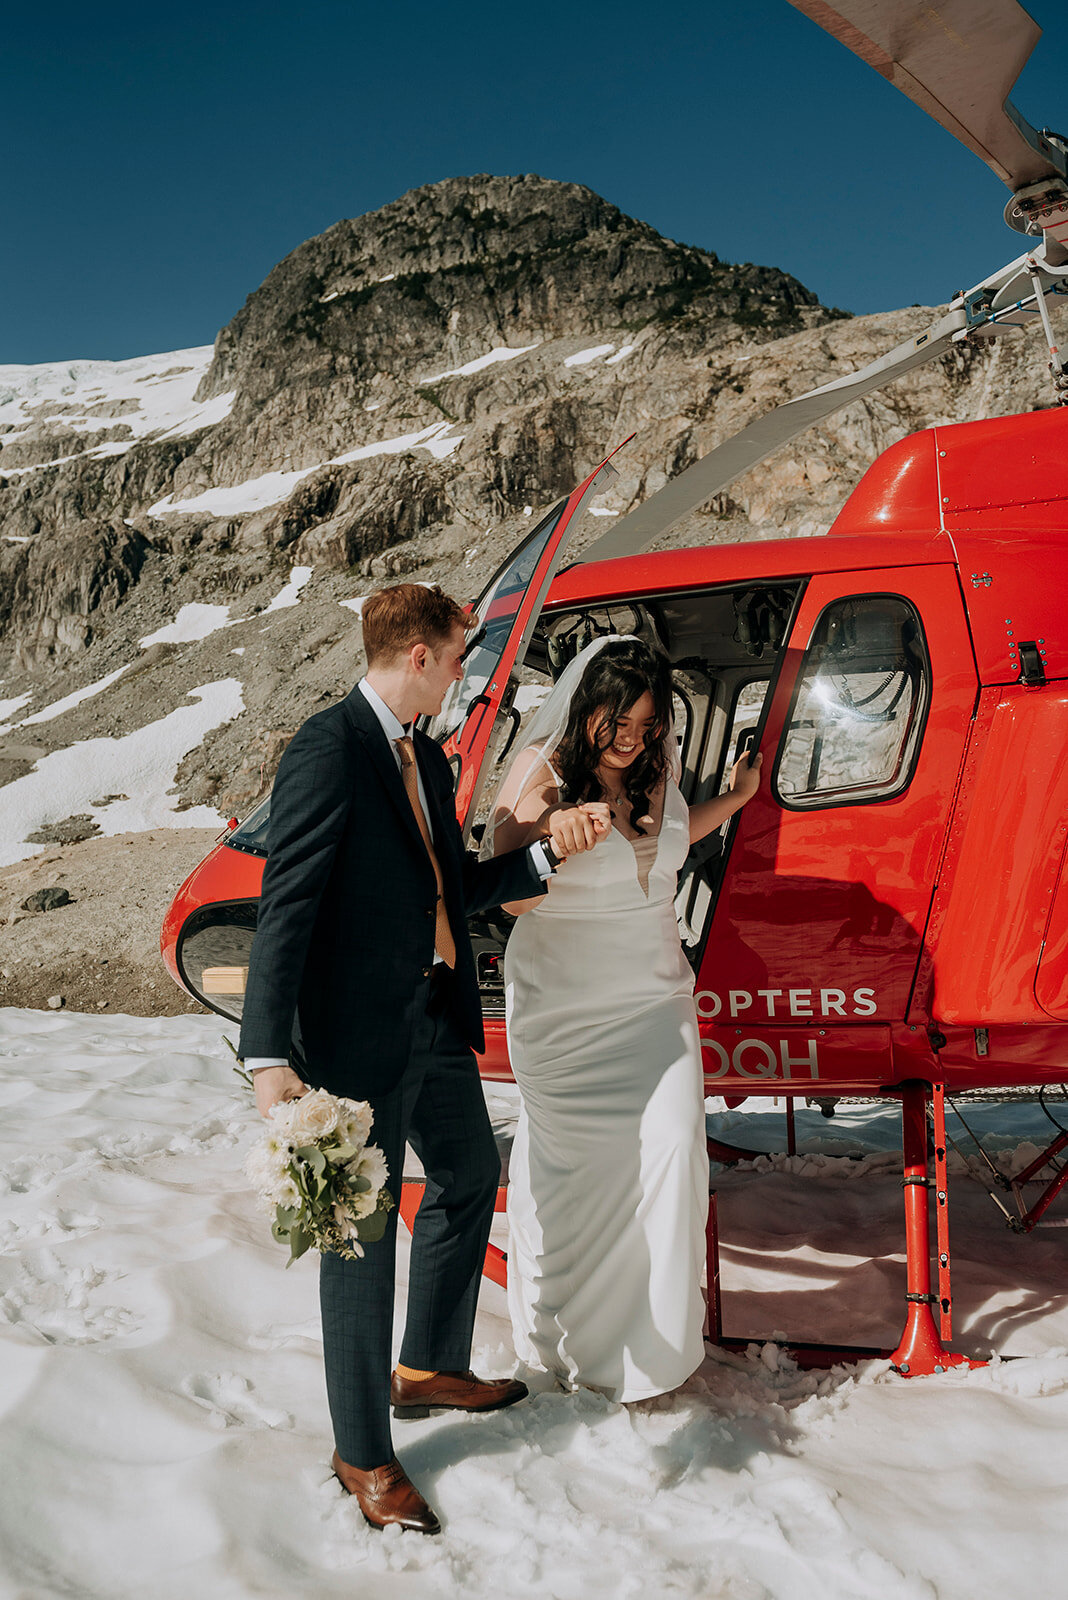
[195,173,828,478]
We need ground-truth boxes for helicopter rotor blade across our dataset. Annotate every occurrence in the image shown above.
[786,0,1067,192]
[578,249,1063,565]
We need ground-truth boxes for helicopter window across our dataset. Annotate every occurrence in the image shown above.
[773,594,930,810]
[227,796,271,857]
[422,500,567,745]
[723,679,768,775]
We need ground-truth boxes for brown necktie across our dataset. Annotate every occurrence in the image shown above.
[396,735,457,969]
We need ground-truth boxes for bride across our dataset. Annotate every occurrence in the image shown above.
[490,636,762,1402]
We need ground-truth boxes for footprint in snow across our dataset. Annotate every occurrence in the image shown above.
[0,1209,102,1252]
[180,1372,293,1430]
[0,1253,138,1345]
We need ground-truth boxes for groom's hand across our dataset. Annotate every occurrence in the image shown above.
[547,802,611,857]
[253,1065,309,1120]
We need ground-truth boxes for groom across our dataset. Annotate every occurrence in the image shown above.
[239,582,601,1535]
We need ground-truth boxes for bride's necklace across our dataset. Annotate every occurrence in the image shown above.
[598,777,629,814]
[598,770,656,830]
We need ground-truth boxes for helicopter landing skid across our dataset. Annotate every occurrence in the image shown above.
[705,1081,987,1377]
[1007,1131,1068,1234]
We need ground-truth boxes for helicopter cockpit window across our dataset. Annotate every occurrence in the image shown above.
[774,594,930,810]
[422,501,567,746]
[227,796,271,857]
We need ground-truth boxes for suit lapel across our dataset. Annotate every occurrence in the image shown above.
[342,686,427,856]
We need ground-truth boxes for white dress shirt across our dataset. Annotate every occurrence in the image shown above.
[246,677,553,1073]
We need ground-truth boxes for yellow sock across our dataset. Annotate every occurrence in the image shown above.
[394,1363,436,1381]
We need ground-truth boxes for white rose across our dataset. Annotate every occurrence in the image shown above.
[287,1089,341,1143]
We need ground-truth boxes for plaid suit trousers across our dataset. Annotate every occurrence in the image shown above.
[318,975,501,1468]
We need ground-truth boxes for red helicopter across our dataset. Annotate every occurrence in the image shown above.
[162,0,1068,1376]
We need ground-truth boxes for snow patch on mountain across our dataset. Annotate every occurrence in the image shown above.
[0,348,235,471]
[19,665,133,728]
[0,680,245,865]
[418,344,540,383]
[148,422,464,518]
[140,605,236,649]
[261,566,313,614]
[565,343,616,367]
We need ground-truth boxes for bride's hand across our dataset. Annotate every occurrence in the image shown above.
[728,750,763,803]
[547,802,611,857]
[577,802,612,836]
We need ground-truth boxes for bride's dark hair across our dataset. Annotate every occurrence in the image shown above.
[554,639,674,834]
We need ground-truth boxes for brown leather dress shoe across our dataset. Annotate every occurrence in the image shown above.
[331,1451,441,1534]
[390,1368,529,1420]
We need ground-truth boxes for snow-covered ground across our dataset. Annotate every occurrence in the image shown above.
[1,1006,1065,1599]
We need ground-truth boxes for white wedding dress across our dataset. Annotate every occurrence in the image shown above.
[504,776,709,1402]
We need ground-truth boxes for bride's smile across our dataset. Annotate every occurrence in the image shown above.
[590,689,658,774]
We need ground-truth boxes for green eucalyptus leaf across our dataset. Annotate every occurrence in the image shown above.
[288,1225,312,1263]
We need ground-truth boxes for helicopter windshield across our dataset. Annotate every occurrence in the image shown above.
[422,501,567,745]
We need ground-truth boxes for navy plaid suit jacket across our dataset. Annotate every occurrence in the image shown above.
[237,683,544,1098]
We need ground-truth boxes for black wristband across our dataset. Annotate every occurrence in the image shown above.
[537,835,563,870]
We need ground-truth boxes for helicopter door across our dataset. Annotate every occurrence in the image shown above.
[421,437,632,837]
[696,565,977,1085]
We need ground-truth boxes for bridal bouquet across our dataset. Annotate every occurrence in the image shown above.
[244,1089,394,1265]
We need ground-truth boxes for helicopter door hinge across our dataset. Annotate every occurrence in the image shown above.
[1017,641,1047,686]
[970,572,993,588]
[974,1027,990,1057]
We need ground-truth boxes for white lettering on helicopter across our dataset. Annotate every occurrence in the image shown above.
[695,987,877,1020]
[700,1036,821,1080]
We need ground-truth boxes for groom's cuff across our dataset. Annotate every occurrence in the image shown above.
[245,1057,290,1074]
[528,839,557,879]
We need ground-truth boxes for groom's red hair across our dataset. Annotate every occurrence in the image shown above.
[361,583,475,665]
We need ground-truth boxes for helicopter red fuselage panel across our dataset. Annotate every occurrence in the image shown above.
[829,409,1068,686]
[920,683,1068,1024]
[160,408,1068,1099]
[695,563,976,1026]
[160,837,263,995]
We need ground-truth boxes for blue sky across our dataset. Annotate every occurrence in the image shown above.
[5,0,1067,362]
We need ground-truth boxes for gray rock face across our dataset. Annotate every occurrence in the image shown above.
[0,175,831,672]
